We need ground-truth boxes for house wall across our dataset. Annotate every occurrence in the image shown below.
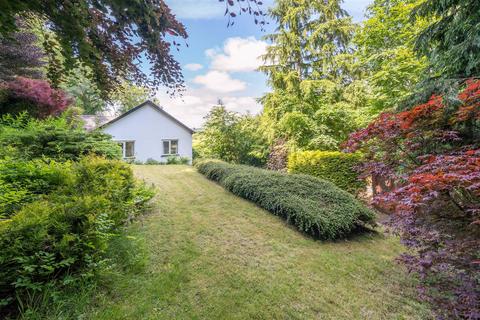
[102,103,193,163]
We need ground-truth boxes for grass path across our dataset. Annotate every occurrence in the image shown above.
[76,165,430,319]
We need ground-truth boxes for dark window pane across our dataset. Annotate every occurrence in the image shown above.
[118,142,125,157]
[125,141,135,157]
[163,140,170,154]
[171,140,178,154]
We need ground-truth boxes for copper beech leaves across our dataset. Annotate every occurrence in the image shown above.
[220,0,267,28]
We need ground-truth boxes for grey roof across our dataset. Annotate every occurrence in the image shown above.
[99,100,194,134]
[80,101,193,134]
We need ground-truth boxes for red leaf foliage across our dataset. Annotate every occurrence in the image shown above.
[344,79,480,319]
[0,77,72,118]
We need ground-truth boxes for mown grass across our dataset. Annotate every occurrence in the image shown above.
[23,165,432,319]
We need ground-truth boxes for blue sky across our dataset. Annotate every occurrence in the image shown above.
[158,0,373,128]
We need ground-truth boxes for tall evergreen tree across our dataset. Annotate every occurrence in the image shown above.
[259,0,362,152]
[260,0,354,91]
[414,0,480,79]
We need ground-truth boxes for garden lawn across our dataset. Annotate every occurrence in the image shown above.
[40,165,431,319]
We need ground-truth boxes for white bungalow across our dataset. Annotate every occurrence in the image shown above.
[82,101,193,163]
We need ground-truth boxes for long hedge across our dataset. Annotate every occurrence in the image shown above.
[196,160,375,240]
[288,151,365,194]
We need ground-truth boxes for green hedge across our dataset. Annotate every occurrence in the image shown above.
[196,160,375,240]
[0,156,154,315]
[288,151,365,194]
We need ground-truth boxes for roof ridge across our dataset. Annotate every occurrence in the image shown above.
[99,100,193,134]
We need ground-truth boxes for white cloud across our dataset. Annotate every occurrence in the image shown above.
[184,63,204,71]
[207,37,268,72]
[155,87,262,128]
[193,71,246,93]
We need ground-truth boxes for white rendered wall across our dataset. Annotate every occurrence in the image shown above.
[102,103,192,163]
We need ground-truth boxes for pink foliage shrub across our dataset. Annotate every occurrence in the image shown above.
[0,77,71,118]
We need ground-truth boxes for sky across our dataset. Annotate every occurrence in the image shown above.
[157,0,373,128]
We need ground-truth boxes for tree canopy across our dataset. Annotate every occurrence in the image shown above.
[353,0,428,111]
[414,0,480,79]
[258,0,369,152]
[0,20,45,82]
[0,0,187,95]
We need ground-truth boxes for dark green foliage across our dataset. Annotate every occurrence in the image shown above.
[0,114,122,161]
[196,160,375,240]
[287,151,365,195]
[414,0,480,79]
[0,156,154,316]
[144,158,161,165]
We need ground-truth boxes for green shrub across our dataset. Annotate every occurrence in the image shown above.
[145,158,161,165]
[196,160,375,240]
[0,159,72,218]
[165,156,190,165]
[0,156,154,316]
[0,113,122,161]
[288,151,365,194]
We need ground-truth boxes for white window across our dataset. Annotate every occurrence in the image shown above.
[117,141,135,158]
[163,139,178,155]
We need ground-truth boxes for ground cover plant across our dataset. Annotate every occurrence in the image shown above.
[288,151,365,194]
[196,160,375,240]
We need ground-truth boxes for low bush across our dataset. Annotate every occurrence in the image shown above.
[288,151,365,194]
[196,160,375,239]
[165,156,190,165]
[145,158,161,165]
[0,156,154,316]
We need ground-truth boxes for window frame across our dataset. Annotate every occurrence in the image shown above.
[162,139,179,156]
[117,140,136,159]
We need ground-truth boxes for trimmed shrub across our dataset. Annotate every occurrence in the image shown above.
[196,160,375,240]
[288,151,365,194]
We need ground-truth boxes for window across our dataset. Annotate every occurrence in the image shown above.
[125,141,135,158]
[163,139,178,155]
[117,141,135,158]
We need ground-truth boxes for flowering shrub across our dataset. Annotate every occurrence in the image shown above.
[344,80,480,319]
[0,77,71,118]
